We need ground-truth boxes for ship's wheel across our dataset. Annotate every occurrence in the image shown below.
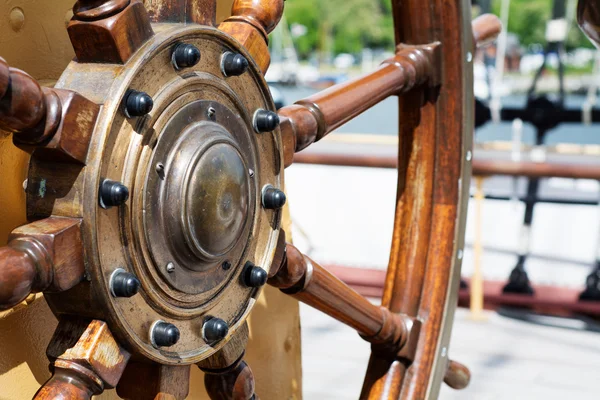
[0,1,500,398]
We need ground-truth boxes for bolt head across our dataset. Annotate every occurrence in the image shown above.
[262,185,286,210]
[172,43,201,70]
[202,317,229,344]
[111,270,141,298]
[99,179,129,209]
[152,321,180,347]
[243,262,268,288]
[221,52,249,77]
[125,90,153,117]
[253,109,280,133]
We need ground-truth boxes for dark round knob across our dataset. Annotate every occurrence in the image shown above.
[152,321,180,347]
[262,185,286,209]
[253,109,280,133]
[110,270,141,298]
[243,262,268,288]
[221,52,249,77]
[172,43,201,70]
[125,90,153,117]
[99,179,129,209]
[202,317,229,344]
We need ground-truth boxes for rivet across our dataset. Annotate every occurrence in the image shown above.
[253,109,280,133]
[458,249,464,260]
[262,185,286,210]
[441,347,447,358]
[110,269,141,298]
[124,90,153,117]
[242,262,268,288]
[151,321,180,347]
[99,179,129,209]
[221,52,249,77]
[202,317,229,344]
[172,43,201,70]
[9,8,25,32]
[156,163,165,180]
[166,262,175,273]
[207,107,216,121]
[249,169,255,178]
[466,51,473,63]
[466,150,472,162]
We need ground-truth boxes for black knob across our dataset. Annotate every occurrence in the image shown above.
[125,90,153,117]
[243,262,268,288]
[152,321,180,347]
[172,43,201,70]
[110,270,141,298]
[262,185,286,209]
[202,317,229,344]
[99,179,129,209]
[221,52,249,77]
[253,109,280,133]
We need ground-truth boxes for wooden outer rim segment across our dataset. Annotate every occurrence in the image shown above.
[278,44,437,168]
[472,14,502,48]
[35,319,131,399]
[144,0,217,25]
[0,217,85,311]
[218,0,285,73]
[68,0,154,64]
[269,244,420,355]
[360,0,473,398]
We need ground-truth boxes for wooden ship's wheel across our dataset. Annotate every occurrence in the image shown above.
[0,0,500,398]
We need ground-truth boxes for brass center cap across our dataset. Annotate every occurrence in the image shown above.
[184,141,249,258]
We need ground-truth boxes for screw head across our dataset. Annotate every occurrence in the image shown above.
[221,52,249,77]
[243,262,268,288]
[202,317,229,344]
[166,262,175,273]
[110,269,141,298]
[151,321,180,347]
[99,179,129,209]
[262,185,286,209]
[125,90,153,117]
[253,109,280,133]
[172,43,201,70]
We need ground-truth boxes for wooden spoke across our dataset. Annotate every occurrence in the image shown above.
[218,0,285,73]
[278,44,437,168]
[472,14,502,48]
[0,217,84,311]
[116,363,191,400]
[36,319,130,399]
[68,0,154,63]
[443,360,471,390]
[269,243,420,357]
[204,359,258,400]
[145,0,216,25]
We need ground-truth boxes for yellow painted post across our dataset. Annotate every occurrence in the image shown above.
[470,176,487,321]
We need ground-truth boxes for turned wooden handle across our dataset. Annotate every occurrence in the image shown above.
[204,361,257,400]
[0,57,61,143]
[34,369,100,400]
[472,14,502,48]
[444,360,471,390]
[0,239,50,311]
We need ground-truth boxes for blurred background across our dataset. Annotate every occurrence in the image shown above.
[275,0,600,398]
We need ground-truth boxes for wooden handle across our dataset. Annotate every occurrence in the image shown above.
[0,57,61,143]
[0,217,85,310]
[472,14,502,48]
[270,244,416,353]
[278,44,437,167]
[218,0,285,72]
[204,360,257,400]
[444,360,471,390]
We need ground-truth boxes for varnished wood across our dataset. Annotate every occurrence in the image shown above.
[270,243,418,354]
[218,0,284,72]
[36,319,130,399]
[443,360,471,390]
[117,363,191,400]
[0,217,84,310]
[68,0,154,64]
[145,0,216,25]
[204,359,258,400]
[278,44,437,168]
[472,14,502,48]
[578,0,600,48]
